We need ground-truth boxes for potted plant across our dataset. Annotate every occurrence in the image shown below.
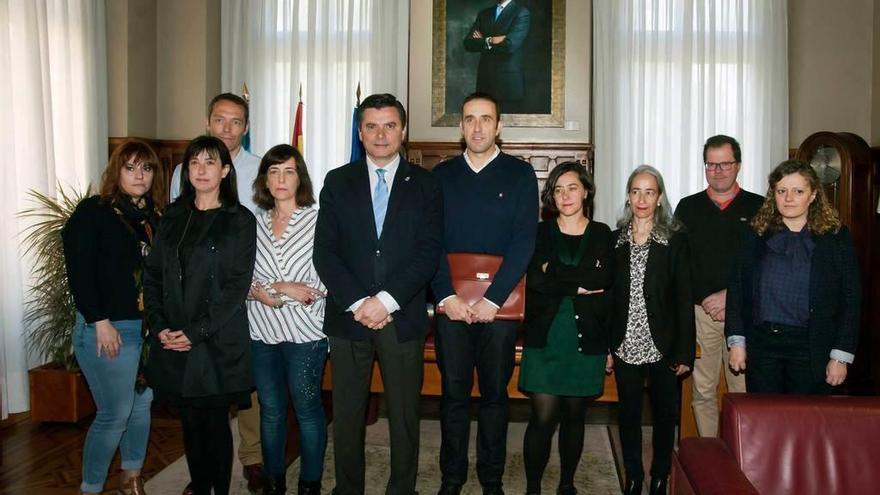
[19,185,96,422]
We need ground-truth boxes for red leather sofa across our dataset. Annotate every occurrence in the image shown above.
[671,393,880,494]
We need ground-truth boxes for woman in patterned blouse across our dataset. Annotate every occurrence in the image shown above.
[247,144,327,495]
[610,165,695,495]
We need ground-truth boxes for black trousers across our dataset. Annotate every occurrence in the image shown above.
[746,322,832,394]
[614,357,679,481]
[180,405,234,495]
[328,323,424,495]
[435,316,519,486]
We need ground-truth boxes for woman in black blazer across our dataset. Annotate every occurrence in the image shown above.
[610,165,695,495]
[726,160,860,394]
[519,162,615,494]
[143,136,257,495]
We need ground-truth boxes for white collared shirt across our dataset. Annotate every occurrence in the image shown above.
[463,145,501,174]
[366,153,401,199]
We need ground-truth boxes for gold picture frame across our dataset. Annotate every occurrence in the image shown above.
[431,0,566,127]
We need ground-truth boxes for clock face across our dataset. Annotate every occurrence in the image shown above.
[807,144,842,210]
[810,145,841,185]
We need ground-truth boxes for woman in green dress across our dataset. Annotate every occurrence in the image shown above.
[519,162,615,494]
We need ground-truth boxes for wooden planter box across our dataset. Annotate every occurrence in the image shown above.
[28,363,96,422]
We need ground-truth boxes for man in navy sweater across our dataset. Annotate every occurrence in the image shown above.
[432,92,538,495]
[674,135,764,437]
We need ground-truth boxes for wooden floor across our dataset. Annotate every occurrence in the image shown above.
[1,396,622,495]
[0,403,185,495]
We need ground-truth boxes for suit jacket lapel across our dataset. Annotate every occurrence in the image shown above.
[495,1,515,26]
[379,159,411,244]
[617,241,633,310]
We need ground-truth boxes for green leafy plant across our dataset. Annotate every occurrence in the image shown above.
[19,185,91,371]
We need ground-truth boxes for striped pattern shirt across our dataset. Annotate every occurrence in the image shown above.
[247,207,326,344]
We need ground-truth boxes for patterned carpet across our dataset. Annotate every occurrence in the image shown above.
[146,419,622,494]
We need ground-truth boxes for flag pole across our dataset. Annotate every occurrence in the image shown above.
[241,84,251,152]
[292,83,304,153]
[349,82,365,163]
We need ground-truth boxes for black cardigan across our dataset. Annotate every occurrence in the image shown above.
[522,220,615,355]
[609,228,696,367]
[62,195,156,323]
[143,200,256,399]
[725,227,861,380]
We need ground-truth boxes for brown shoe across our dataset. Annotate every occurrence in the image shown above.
[243,463,266,494]
[117,476,146,495]
[181,481,194,495]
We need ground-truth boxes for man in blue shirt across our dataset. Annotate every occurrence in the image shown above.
[432,92,538,495]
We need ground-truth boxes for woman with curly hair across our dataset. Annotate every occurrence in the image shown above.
[726,160,861,394]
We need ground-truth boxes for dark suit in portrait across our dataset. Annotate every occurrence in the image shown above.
[314,113,443,494]
[463,1,531,113]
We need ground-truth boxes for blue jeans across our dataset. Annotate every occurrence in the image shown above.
[251,338,328,481]
[72,313,152,493]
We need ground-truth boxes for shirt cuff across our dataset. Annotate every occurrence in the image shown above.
[485,37,492,49]
[830,349,854,364]
[483,297,500,309]
[375,291,400,313]
[348,297,367,312]
[727,335,746,348]
[437,295,456,306]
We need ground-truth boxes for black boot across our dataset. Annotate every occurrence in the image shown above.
[264,474,286,495]
[649,477,667,495]
[298,478,322,495]
[557,483,577,495]
[623,478,643,495]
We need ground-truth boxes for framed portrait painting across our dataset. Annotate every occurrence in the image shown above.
[431,0,565,127]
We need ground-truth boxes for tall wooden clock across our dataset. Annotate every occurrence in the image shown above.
[795,132,880,395]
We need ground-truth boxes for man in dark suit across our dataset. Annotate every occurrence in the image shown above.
[463,0,531,114]
[314,93,443,495]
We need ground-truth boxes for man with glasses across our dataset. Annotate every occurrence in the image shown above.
[674,135,763,437]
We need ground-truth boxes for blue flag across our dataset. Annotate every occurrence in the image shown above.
[241,129,251,152]
[349,106,365,163]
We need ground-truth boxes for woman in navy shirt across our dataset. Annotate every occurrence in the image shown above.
[726,160,860,394]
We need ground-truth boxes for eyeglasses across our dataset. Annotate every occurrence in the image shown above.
[704,161,738,171]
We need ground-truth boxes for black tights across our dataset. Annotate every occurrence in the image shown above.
[180,405,233,495]
[523,393,589,493]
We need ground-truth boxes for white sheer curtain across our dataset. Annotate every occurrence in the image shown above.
[593,0,788,224]
[221,0,409,195]
[0,0,107,418]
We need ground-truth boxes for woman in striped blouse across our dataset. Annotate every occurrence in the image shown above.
[247,144,327,495]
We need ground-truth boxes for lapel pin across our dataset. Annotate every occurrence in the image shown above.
[498,192,504,198]
[405,176,411,182]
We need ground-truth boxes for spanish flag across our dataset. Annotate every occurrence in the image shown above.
[292,85,304,154]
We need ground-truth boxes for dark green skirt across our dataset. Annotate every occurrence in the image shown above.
[519,298,605,397]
